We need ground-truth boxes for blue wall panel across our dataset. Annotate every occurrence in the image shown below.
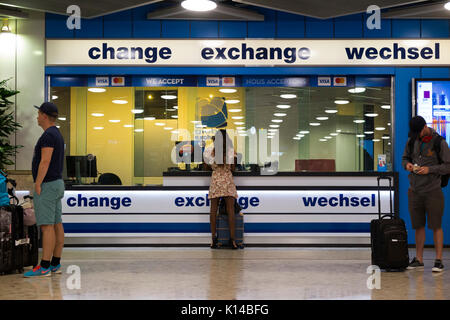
[421,20,450,38]
[420,68,450,78]
[247,8,276,38]
[363,14,392,38]
[74,18,103,38]
[276,12,305,38]
[334,14,363,38]
[45,13,74,38]
[161,21,190,38]
[392,19,421,38]
[305,17,334,38]
[219,21,247,38]
[190,21,219,38]
[132,5,162,38]
[103,11,133,38]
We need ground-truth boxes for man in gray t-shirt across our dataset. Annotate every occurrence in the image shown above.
[402,116,450,273]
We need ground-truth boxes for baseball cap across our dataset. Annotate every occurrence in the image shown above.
[409,115,426,135]
[34,102,58,117]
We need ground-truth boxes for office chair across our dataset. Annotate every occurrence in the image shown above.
[97,173,122,185]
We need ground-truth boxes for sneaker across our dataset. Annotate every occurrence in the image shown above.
[407,257,424,270]
[50,264,62,274]
[432,260,444,273]
[23,265,51,278]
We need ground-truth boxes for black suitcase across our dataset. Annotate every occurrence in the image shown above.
[370,176,409,271]
[0,204,39,275]
[216,198,244,249]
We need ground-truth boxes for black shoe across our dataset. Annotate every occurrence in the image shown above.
[406,257,424,270]
[229,239,238,250]
[432,259,444,273]
[210,237,218,249]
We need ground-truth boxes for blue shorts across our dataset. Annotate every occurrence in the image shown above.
[33,179,65,226]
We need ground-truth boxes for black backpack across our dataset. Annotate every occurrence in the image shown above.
[432,135,449,188]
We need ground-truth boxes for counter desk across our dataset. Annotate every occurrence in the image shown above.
[56,171,399,246]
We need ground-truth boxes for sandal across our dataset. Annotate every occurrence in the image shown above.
[210,236,218,249]
[229,238,238,250]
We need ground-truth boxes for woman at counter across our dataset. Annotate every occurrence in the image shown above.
[204,130,238,249]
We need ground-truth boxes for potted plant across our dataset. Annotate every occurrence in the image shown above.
[0,78,22,170]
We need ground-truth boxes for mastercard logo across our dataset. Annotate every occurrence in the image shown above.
[111,77,125,86]
[334,78,345,83]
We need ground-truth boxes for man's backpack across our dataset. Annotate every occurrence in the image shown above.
[433,135,449,188]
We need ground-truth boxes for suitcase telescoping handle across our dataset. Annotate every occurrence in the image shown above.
[377,176,393,219]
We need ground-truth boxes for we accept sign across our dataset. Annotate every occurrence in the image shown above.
[46,39,448,66]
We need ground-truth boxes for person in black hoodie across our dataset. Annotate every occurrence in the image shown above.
[402,116,450,272]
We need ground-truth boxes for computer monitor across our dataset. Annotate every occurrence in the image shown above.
[66,155,97,178]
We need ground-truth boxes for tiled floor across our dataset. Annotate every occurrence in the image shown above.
[0,247,448,300]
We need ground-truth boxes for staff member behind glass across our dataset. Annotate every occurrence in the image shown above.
[204,130,238,249]
[24,102,65,277]
[402,116,450,272]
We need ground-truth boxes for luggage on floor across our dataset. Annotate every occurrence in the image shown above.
[216,198,244,249]
[370,176,409,271]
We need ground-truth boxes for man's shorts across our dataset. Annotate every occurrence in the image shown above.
[33,179,65,227]
[408,188,444,230]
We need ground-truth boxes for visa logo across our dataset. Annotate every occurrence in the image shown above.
[96,77,109,86]
[318,77,331,86]
[206,77,220,86]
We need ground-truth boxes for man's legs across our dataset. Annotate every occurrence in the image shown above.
[415,227,426,263]
[433,228,444,261]
[40,224,55,262]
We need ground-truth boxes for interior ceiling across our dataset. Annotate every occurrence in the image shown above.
[0,0,449,19]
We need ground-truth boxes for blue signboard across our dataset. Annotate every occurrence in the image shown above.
[133,76,197,87]
[242,76,309,87]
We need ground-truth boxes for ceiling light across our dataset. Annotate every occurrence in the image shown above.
[309,122,320,126]
[219,88,237,93]
[348,87,366,93]
[269,124,280,128]
[166,108,176,111]
[191,120,201,124]
[171,115,178,119]
[356,134,365,138]
[330,133,338,136]
[237,127,246,130]
[234,122,245,125]
[388,122,391,126]
[381,105,391,109]
[271,119,283,123]
[181,0,217,12]
[293,137,301,140]
[225,99,240,104]
[274,113,287,117]
[144,117,156,121]
[267,136,274,139]
[93,127,104,130]
[112,99,128,104]
[336,129,342,133]
[334,100,349,105]
[91,113,104,117]
[276,105,291,109]
[232,116,244,120]
[445,2,450,10]
[52,95,58,100]
[268,129,278,132]
[382,136,390,140]
[229,109,242,113]
[364,113,378,117]
[316,116,329,121]
[58,117,66,121]
[375,127,386,131]
[324,136,332,139]
[1,19,11,33]
[56,125,60,129]
[88,88,106,93]
[353,120,365,124]
[364,131,374,134]
[161,95,177,100]
[124,125,134,128]
[373,139,381,142]
[325,109,338,114]
[319,139,327,142]
[280,94,297,99]
[164,127,173,130]
[109,119,120,123]
[155,122,165,126]
[297,134,305,138]
[131,109,144,114]
[173,106,178,109]
[134,129,144,133]
[147,95,153,99]
[300,131,310,134]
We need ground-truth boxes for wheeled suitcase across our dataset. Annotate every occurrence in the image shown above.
[370,176,409,271]
[0,204,39,275]
[216,198,244,249]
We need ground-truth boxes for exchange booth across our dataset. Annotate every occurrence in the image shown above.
[43,37,450,246]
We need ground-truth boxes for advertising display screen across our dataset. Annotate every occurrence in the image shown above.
[415,79,450,144]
